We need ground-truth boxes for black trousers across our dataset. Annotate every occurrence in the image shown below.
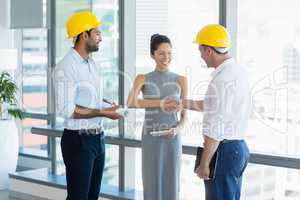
[61,129,105,200]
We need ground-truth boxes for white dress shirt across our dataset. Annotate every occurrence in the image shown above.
[202,58,251,141]
[53,48,111,130]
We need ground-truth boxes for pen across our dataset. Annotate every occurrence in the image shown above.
[102,98,114,106]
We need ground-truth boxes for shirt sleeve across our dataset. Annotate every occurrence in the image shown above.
[53,66,76,119]
[202,79,236,141]
[74,82,97,109]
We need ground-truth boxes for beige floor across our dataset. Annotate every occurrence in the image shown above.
[0,190,20,200]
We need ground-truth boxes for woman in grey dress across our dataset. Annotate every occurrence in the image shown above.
[127,34,187,200]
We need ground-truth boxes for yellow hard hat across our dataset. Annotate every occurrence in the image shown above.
[194,24,231,48]
[66,11,102,38]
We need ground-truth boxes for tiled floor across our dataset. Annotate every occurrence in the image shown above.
[0,190,21,200]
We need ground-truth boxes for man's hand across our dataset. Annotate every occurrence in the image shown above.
[102,105,123,120]
[103,98,117,107]
[162,97,182,113]
[196,136,219,180]
[181,99,204,112]
[196,163,210,180]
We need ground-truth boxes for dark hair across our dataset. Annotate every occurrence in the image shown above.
[74,29,92,44]
[150,34,172,55]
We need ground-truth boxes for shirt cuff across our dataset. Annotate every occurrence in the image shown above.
[61,103,76,118]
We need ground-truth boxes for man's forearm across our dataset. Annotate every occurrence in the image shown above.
[182,99,203,111]
[72,105,103,119]
[201,136,219,167]
[127,99,161,108]
[72,105,117,119]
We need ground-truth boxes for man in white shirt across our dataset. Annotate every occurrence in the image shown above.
[182,24,251,199]
[53,11,122,200]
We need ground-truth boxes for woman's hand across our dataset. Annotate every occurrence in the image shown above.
[161,128,177,139]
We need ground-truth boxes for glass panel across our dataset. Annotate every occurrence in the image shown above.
[125,147,142,191]
[92,0,120,136]
[103,144,119,186]
[20,118,47,150]
[237,0,300,156]
[20,0,48,156]
[128,0,219,140]
[242,164,300,199]
[180,154,205,199]
[22,29,47,113]
[55,0,90,62]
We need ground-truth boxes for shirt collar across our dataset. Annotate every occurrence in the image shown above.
[70,48,90,64]
[210,58,234,78]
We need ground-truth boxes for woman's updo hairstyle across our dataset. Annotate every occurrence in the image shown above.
[150,34,172,55]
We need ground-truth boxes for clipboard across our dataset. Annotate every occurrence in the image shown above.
[194,147,219,179]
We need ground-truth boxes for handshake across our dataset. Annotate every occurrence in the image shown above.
[161,97,183,113]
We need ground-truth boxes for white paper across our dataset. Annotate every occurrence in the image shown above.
[150,128,177,137]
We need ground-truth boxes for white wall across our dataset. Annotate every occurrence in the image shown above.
[0,0,22,74]
[0,0,26,167]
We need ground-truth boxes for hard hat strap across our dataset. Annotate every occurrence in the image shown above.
[213,47,229,54]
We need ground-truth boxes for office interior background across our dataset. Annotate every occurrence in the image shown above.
[1,0,300,199]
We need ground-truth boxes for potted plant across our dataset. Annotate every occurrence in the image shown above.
[0,71,24,189]
[0,72,23,119]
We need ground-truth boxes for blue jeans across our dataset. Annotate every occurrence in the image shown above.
[204,140,250,200]
[61,129,105,200]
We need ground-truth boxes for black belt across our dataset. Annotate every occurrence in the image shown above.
[65,128,103,135]
[220,139,243,144]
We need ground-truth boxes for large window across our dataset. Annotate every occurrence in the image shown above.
[237,0,300,157]
[19,1,300,199]
[236,0,300,198]
[21,28,48,151]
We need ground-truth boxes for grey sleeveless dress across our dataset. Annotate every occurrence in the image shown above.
[141,70,182,200]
